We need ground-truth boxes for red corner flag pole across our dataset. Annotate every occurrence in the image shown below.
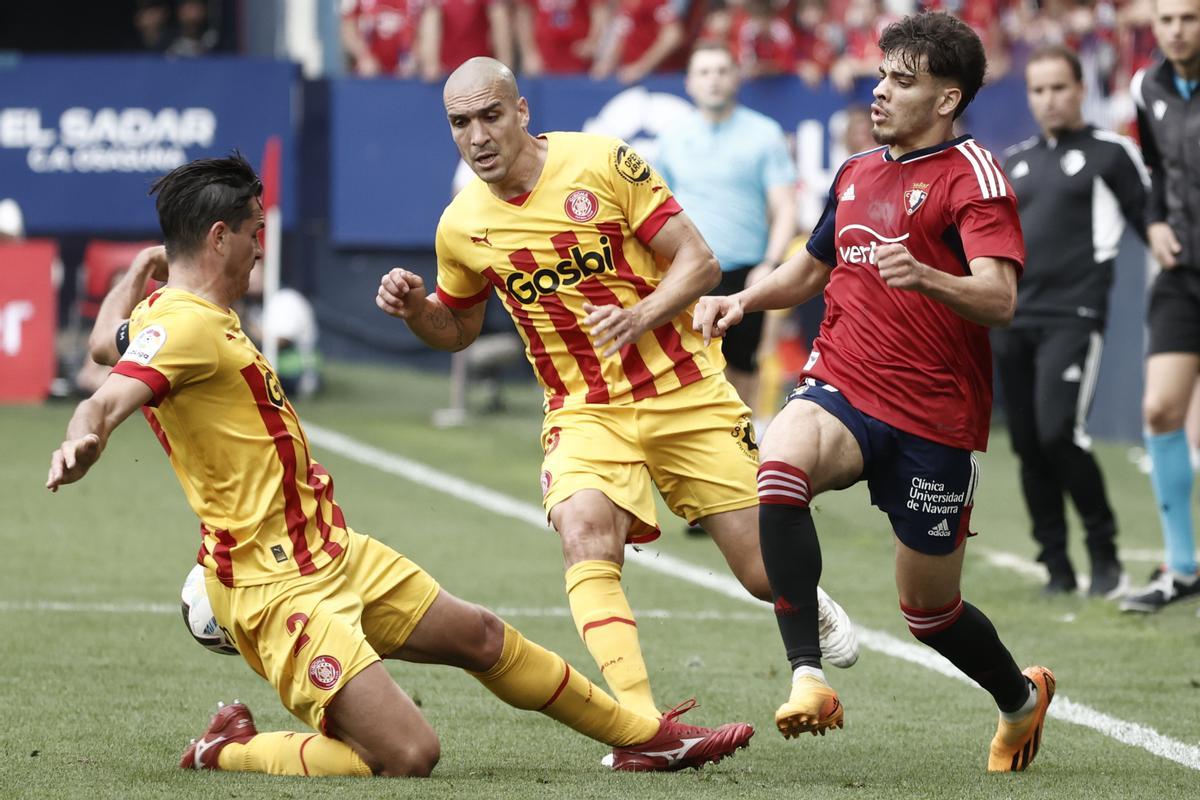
[260,135,282,365]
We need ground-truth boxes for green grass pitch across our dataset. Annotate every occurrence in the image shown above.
[2,361,1197,799]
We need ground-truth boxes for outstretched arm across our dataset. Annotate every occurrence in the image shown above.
[47,374,154,491]
[88,245,167,367]
[693,247,831,345]
[377,267,487,352]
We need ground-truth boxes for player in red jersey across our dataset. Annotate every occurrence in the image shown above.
[695,12,1056,772]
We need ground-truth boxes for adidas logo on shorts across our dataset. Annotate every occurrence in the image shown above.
[928,518,952,537]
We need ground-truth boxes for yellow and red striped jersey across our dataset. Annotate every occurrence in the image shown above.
[112,288,347,587]
[435,132,725,411]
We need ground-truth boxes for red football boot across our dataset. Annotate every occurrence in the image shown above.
[179,700,258,770]
[609,699,754,772]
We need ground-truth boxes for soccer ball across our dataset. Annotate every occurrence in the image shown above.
[180,563,238,655]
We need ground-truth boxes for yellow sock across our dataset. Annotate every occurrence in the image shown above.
[216,731,373,776]
[472,622,658,747]
[565,559,658,718]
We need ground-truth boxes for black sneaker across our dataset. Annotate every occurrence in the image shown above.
[1119,570,1200,613]
[1041,570,1078,596]
[1087,559,1127,599]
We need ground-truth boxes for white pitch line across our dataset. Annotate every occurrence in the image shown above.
[0,600,768,624]
[0,600,178,614]
[303,423,1200,772]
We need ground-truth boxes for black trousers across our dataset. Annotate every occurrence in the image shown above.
[992,323,1118,573]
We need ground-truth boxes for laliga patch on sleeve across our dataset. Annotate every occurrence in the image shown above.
[121,324,167,366]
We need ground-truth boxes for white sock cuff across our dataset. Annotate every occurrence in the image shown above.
[793,666,827,684]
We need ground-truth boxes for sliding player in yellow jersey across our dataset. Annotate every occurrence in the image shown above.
[46,153,755,777]
[378,58,858,723]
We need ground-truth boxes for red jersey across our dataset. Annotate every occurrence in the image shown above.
[342,0,422,74]
[729,10,797,74]
[803,137,1025,451]
[614,0,691,71]
[524,0,593,73]
[435,0,496,71]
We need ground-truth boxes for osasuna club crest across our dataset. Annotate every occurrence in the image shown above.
[564,189,599,222]
[904,183,930,215]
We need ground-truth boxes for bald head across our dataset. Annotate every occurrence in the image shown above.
[443,58,533,187]
[444,57,519,105]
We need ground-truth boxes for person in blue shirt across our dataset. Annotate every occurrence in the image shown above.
[657,42,797,412]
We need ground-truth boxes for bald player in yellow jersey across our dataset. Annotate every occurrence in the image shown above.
[378,58,858,722]
[46,153,756,778]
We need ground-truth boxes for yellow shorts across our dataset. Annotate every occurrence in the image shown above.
[205,530,440,733]
[539,374,759,541]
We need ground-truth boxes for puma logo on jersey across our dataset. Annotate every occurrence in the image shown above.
[471,229,492,246]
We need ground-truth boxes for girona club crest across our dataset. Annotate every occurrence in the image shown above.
[904,183,930,215]
[308,655,342,690]
[564,189,599,223]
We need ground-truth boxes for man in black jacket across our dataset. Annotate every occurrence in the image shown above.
[1122,0,1200,613]
[1000,45,1148,597]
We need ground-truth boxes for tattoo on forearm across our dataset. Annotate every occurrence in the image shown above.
[421,307,467,347]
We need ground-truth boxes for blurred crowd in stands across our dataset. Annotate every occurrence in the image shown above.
[123,1,1159,131]
[338,1,1157,104]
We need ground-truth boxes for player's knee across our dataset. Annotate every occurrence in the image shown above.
[377,736,441,778]
[733,558,772,602]
[556,511,624,561]
[473,606,507,672]
[899,594,964,640]
[1144,394,1185,433]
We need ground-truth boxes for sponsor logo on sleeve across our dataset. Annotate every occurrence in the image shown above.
[613,144,651,184]
[121,324,167,365]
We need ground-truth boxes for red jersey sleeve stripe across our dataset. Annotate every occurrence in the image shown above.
[436,284,491,309]
[634,196,682,246]
[484,266,570,410]
[113,362,170,406]
[577,278,658,400]
[240,365,316,576]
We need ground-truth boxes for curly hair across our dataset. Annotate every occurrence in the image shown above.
[878,12,988,120]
